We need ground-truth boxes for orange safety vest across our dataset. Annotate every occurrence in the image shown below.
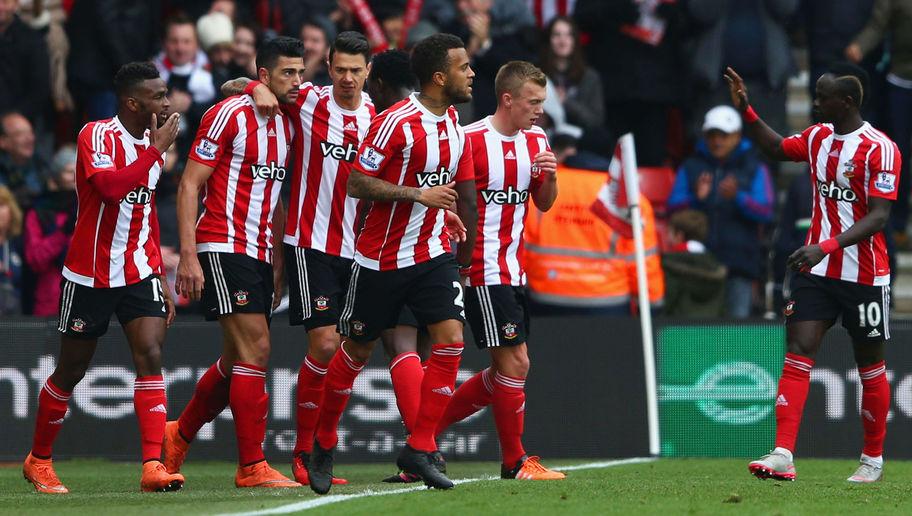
[524,166,630,307]
[616,195,665,308]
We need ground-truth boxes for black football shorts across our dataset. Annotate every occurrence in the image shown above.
[465,284,530,349]
[199,252,274,321]
[285,245,353,330]
[57,275,166,339]
[786,272,890,342]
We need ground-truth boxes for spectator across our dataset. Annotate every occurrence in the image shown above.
[0,0,50,127]
[0,185,23,315]
[66,0,162,122]
[153,15,216,160]
[574,0,686,165]
[538,16,604,133]
[845,0,912,244]
[661,209,727,317]
[667,105,774,318]
[442,0,538,121]
[802,0,883,125]
[23,145,75,317]
[685,0,797,143]
[0,112,47,209]
[300,17,334,87]
[197,12,235,95]
[231,21,259,80]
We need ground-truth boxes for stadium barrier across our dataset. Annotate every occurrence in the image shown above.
[0,316,649,462]
[4,317,910,462]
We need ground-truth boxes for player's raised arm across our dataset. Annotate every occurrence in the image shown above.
[724,67,790,162]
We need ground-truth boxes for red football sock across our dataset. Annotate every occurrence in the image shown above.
[492,371,527,466]
[294,355,328,455]
[407,343,464,452]
[134,375,167,462]
[774,353,814,452]
[390,352,424,433]
[230,363,268,465]
[31,379,71,458]
[315,344,365,449]
[859,361,889,457]
[178,359,230,442]
[436,367,493,436]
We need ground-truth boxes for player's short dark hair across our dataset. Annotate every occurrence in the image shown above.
[369,49,417,91]
[256,36,305,71]
[495,61,547,98]
[669,209,709,243]
[410,33,465,87]
[113,62,161,98]
[827,61,867,107]
[329,31,370,65]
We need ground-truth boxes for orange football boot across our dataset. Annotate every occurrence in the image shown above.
[502,456,566,480]
[236,461,301,488]
[162,421,189,474]
[141,460,185,492]
[23,453,68,494]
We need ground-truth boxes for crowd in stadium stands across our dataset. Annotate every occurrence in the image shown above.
[0,0,907,319]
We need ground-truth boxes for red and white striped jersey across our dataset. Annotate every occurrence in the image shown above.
[64,117,164,288]
[782,121,901,286]
[351,93,473,271]
[283,83,375,258]
[189,95,293,263]
[463,117,549,286]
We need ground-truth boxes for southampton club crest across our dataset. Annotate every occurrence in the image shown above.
[70,318,86,333]
[351,320,365,336]
[234,290,249,306]
[314,296,330,311]
[502,322,518,340]
[784,300,795,317]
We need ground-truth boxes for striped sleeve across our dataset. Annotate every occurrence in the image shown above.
[187,97,243,167]
[77,121,116,179]
[352,109,403,177]
[780,125,815,162]
[869,138,901,200]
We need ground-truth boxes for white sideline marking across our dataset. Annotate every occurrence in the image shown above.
[223,457,656,515]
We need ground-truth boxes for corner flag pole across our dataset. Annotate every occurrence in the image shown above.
[619,133,660,456]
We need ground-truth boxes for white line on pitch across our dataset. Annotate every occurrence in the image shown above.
[222,457,657,515]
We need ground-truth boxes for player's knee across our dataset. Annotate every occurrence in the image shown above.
[308,327,340,363]
[131,343,163,376]
[51,365,88,392]
[513,352,530,377]
[786,339,817,359]
[244,334,271,366]
[342,339,374,363]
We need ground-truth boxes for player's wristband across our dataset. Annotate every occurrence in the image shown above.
[243,80,262,96]
[457,262,472,270]
[744,105,760,124]
[819,238,840,254]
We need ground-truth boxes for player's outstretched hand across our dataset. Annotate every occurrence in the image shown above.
[252,82,280,118]
[787,245,825,272]
[444,209,467,243]
[175,253,205,302]
[418,182,458,209]
[150,112,180,154]
[724,67,749,111]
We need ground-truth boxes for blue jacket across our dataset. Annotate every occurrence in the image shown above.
[667,139,774,279]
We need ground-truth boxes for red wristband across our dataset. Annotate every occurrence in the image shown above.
[243,80,261,96]
[744,105,759,123]
[819,238,840,254]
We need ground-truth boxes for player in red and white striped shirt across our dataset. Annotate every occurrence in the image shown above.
[166,37,303,489]
[726,65,899,483]
[25,62,184,494]
[225,31,375,488]
[306,34,478,493]
[436,61,564,481]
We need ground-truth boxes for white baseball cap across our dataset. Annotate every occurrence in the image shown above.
[702,105,742,134]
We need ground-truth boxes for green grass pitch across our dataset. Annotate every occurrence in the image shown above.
[2,458,912,515]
